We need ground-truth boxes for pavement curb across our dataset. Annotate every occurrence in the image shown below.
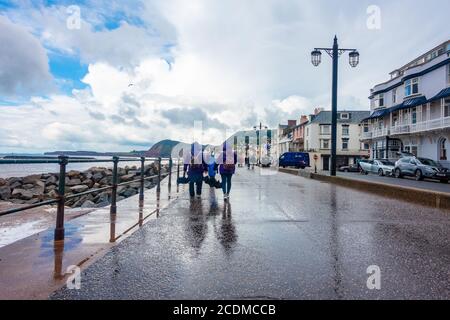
[278,168,450,210]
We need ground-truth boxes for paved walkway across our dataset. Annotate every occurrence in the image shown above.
[0,177,178,299]
[51,168,450,300]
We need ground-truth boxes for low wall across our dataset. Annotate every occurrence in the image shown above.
[278,168,450,210]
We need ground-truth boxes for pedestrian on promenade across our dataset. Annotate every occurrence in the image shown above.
[184,142,206,199]
[219,143,237,201]
[207,151,219,185]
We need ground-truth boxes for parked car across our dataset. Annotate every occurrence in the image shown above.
[359,159,395,176]
[260,155,273,167]
[279,152,310,169]
[338,164,360,172]
[394,156,450,183]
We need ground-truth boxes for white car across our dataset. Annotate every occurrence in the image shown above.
[359,159,395,176]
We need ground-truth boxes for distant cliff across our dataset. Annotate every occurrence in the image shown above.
[145,140,181,158]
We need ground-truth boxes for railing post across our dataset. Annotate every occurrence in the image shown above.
[110,156,119,215]
[139,157,145,207]
[55,155,68,241]
[157,157,162,194]
[168,158,173,191]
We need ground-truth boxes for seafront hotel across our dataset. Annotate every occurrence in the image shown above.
[361,40,450,168]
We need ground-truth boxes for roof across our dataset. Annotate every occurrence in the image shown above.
[429,87,450,102]
[362,94,438,122]
[309,111,370,124]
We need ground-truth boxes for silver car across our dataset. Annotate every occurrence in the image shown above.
[394,157,450,183]
[360,159,395,176]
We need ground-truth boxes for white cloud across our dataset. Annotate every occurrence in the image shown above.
[0,15,52,97]
[1,0,449,152]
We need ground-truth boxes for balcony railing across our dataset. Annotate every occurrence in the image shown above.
[363,116,450,139]
[361,127,390,140]
[391,116,450,135]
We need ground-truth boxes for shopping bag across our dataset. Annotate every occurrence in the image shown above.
[177,176,190,184]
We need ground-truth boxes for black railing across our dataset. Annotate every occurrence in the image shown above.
[0,156,183,242]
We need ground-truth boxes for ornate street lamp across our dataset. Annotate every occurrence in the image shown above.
[311,49,322,66]
[349,50,360,68]
[253,122,268,166]
[311,36,359,176]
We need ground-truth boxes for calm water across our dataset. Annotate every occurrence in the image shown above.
[0,156,143,179]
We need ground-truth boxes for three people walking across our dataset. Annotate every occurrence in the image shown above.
[182,142,237,201]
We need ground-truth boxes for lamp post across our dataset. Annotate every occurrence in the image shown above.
[253,122,268,166]
[311,36,359,176]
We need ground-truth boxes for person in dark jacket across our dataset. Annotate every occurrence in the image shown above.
[218,143,237,200]
[184,142,206,198]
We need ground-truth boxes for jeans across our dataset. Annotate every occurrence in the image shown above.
[189,174,203,197]
[221,174,233,194]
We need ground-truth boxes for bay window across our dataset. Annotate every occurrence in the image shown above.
[405,78,419,97]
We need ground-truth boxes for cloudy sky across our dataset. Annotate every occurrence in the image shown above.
[0,0,448,153]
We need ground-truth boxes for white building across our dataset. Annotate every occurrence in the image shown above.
[361,40,450,168]
[304,110,370,171]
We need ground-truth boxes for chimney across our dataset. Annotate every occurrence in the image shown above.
[314,107,324,115]
[287,120,297,127]
[300,115,308,124]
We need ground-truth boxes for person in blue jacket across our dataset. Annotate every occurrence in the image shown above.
[218,143,237,200]
[184,142,206,199]
[207,152,218,185]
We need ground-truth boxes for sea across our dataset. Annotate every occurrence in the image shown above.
[0,155,143,179]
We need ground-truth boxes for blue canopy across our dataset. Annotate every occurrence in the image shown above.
[361,96,428,122]
[428,87,450,102]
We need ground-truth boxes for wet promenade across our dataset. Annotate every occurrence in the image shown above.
[51,168,450,300]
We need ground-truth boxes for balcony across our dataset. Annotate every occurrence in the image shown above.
[361,127,390,140]
[362,117,450,140]
[391,117,450,135]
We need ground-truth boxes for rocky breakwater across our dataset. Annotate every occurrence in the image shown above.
[0,163,168,209]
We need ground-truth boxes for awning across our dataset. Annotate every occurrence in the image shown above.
[428,87,450,102]
[361,95,428,122]
[361,108,391,121]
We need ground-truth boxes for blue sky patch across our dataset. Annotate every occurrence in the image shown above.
[49,52,89,94]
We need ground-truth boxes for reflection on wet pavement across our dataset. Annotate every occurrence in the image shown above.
[51,168,450,300]
[0,177,179,299]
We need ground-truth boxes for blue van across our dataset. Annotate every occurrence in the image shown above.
[279,152,310,169]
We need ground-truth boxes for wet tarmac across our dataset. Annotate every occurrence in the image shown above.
[51,168,450,300]
[0,177,177,299]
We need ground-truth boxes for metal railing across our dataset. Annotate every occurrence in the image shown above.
[363,116,450,138]
[0,156,183,242]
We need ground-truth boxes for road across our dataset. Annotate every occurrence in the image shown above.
[337,171,449,193]
[51,168,450,300]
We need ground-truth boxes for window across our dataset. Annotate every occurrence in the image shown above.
[440,138,447,160]
[412,107,417,124]
[363,124,369,133]
[445,98,450,117]
[447,64,450,85]
[405,78,419,97]
[342,138,349,150]
[363,143,370,150]
[392,88,397,104]
[342,125,349,136]
[340,113,349,119]
[320,125,331,135]
[320,139,330,149]
[375,93,384,108]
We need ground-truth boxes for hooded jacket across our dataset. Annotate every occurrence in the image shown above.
[219,146,237,175]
